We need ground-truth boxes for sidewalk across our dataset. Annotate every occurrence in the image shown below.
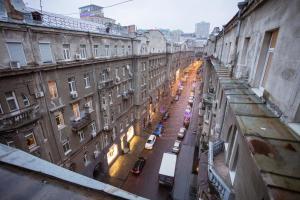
[101,136,147,188]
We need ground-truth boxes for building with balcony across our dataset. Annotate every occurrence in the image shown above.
[0,0,194,179]
[197,0,300,199]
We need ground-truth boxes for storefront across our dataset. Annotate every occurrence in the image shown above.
[107,144,118,165]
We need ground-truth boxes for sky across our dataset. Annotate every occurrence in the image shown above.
[23,0,240,33]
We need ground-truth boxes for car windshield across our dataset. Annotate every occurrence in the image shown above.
[147,139,152,143]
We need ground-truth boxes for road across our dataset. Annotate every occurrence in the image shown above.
[121,68,200,200]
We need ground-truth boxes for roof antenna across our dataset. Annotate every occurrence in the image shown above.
[40,0,43,13]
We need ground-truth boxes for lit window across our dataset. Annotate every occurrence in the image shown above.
[84,73,91,88]
[63,44,71,61]
[5,91,19,112]
[25,132,37,150]
[62,139,71,155]
[21,94,30,107]
[48,81,58,99]
[80,44,87,59]
[78,130,85,142]
[39,43,53,63]
[7,42,27,66]
[72,103,81,120]
[55,111,65,129]
[68,77,76,92]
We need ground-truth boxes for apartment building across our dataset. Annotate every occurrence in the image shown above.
[197,0,300,199]
[0,1,194,178]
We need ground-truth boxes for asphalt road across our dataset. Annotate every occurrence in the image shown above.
[121,70,199,200]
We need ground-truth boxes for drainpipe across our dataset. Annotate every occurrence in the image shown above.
[231,1,247,77]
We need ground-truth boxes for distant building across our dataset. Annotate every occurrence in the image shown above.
[195,21,210,39]
[79,4,116,25]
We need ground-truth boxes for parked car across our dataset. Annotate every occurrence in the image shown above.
[145,134,157,149]
[183,117,190,128]
[188,96,194,105]
[174,95,179,101]
[172,140,181,154]
[162,111,170,121]
[153,123,164,137]
[131,157,146,175]
[177,127,186,139]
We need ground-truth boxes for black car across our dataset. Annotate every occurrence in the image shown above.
[162,111,170,121]
[131,157,146,175]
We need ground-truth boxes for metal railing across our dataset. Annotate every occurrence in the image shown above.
[98,79,114,90]
[71,112,92,131]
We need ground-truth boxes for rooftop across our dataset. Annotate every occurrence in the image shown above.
[0,144,147,200]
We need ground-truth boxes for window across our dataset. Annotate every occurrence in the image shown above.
[112,127,116,140]
[115,68,119,78]
[55,111,65,129]
[240,37,250,65]
[6,140,15,147]
[122,45,125,56]
[72,103,81,120]
[84,73,91,88]
[116,85,120,95]
[80,44,87,59]
[62,139,71,155]
[0,103,3,114]
[95,143,100,157]
[118,104,121,113]
[102,97,107,106]
[63,44,71,60]
[7,42,27,66]
[85,96,93,111]
[229,145,239,184]
[120,122,123,133]
[68,77,76,92]
[261,30,279,87]
[78,130,85,142]
[5,91,19,112]
[25,132,37,150]
[91,122,96,134]
[114,45,118,56]
[22,94,30,107]
[84,152,90,166]
[93,45,99,58]
[104,45,109,57]
[131,112,134,122]
[127,45,131,55]
[104,115,109,126]
[48,81,58,99]
[39,43,53,63]
[109,92,113,104]
[122,66,126,76]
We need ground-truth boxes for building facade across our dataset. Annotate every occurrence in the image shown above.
[195,21,210,39]
[197,0,300,199]
[0,1,194,178]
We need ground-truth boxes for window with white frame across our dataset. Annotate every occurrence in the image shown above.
[5,91,19,112]
[120,122,123,133]
[112,127,116,140]
[118,104,121,113]
[115,68,119,78]
[116,85,120,96]
[84,152,90,166]
[84,73,91,88]
[91,122,96,134]
[93,45,100,58]
[68,77,76,93]
[55,111,65,129]
[25,132,37,150]
[102,97,107,107]
[72,103,81,120]
[131,112,134,122]
[78,130,85,142]
[7,42,27,66]
[104,45,109,57]
[126,117,129,127]
[21,94,30,107]
[85,96,93,111]
[80,44,87,59]
[122,66,126,76]
[63,44,71,60]
[121,45,125,56]
[109,92,113,104]
[104,115,109,126]
[39,43,53,63]
[94,143,100,157]
[62,139,71,155]
[48,81,58,99]
[0,103,3,114]
[127,45,131,55]
[114,45,118,56]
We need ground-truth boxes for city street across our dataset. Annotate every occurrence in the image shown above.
[119,67,201,200]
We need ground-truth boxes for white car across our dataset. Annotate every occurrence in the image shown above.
[145,134,156,149]
[172,140,181,154]
[177,127,186,139]
[188,97,194,105]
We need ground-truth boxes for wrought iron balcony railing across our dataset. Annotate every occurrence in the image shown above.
[71,112,92,131]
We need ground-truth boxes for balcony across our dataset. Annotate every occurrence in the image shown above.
[98,79,114,90]
[103,124,112,132]
[208,140,234,200]
[71,112,92,131]
[0,105,41,132]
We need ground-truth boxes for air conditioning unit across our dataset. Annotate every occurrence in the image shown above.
[35,91,45,98]
[70,91,78,99]
[10,61,21,69]
[75,54,81,60]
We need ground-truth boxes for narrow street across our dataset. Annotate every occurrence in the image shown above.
[120,67,201,200]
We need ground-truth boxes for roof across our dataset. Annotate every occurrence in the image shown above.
[79,4,104,10]
[209,57,300,199]
[159,153,177,177]
[0,144,148,200]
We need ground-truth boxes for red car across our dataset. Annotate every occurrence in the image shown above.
[183,118,190,128]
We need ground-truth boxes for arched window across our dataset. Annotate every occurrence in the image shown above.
[22,94,30,107]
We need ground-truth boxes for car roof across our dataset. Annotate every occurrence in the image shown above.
[148,135,156,140]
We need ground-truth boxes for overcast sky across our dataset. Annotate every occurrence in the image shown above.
[23,0,240,33]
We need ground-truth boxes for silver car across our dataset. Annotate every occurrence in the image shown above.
[172,140,181,154]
